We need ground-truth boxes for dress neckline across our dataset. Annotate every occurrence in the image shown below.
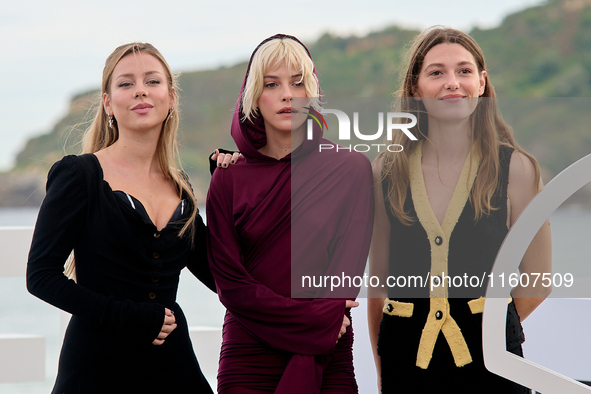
[89,153,185,231]
[409,140,480,234]
[408,140,480,299]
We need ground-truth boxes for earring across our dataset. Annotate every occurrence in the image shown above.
[108,116,114,129]
[168,109,174,120]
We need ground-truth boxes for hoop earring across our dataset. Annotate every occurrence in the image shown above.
[108,116,114,129]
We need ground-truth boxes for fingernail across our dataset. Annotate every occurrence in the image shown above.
[231,160,235,164]
[218,163,221,167]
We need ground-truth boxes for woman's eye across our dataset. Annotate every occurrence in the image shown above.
[118,82,132,88]
[459,68,472,74]
[147,79,161,85]
[265,82,277,88]
[429,70,442,76]
[294,81,304,87]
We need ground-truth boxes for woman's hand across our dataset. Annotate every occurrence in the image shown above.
[211,149,241,169]
[152,308,177,345]
[338,300,359,342]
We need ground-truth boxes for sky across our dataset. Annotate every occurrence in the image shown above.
[1,0,546,171]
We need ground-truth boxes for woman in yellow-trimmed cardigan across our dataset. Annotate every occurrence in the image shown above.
[367,27,552,394]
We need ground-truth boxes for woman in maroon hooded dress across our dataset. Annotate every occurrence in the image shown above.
[206,34,373,393]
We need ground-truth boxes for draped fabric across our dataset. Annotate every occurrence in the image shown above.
[206,34,373,393]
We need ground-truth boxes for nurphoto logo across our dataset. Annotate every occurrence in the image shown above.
[304,108,418,153]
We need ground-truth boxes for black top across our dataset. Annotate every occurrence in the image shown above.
[27,154,214,394]
[378,145,528,394]
[386,146,512,299]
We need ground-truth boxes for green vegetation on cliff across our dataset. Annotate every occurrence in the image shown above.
[11,0,591,205]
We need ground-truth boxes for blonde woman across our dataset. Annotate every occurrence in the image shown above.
[27,43,222,393]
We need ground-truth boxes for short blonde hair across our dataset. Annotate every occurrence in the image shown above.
[242,37,320,122]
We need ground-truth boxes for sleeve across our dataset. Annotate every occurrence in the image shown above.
[186,214,217,292]
[26,156,164,344]
[206,170,345,356]
[316,152,374,299]
[209,148,239,176]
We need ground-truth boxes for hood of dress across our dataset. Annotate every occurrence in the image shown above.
[230,33,323,161]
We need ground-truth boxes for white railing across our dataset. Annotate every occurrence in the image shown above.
[0,227,45,383]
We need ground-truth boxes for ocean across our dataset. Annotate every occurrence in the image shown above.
[1,206,590,393]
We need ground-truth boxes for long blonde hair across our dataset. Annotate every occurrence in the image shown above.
[381,27,540,225]
[65,43,197,279]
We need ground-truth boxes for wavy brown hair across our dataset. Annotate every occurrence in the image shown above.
[380,27,540,225]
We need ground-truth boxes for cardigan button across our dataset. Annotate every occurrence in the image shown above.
[149,292,156,300]
[432,276,442,287]
[435,310,443,320]
[153,232,161,239]
[151,277,159,283]
[153,252,160,259]
[434,236,443,245]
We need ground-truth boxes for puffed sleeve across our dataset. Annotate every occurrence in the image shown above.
[27,156,165,344]
[206,169,345,356]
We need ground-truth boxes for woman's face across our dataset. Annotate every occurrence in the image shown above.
[257,60,308,135]
[103,52,173,135]
[414,43,486,122]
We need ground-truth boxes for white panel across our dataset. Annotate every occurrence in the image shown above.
[189,326,222,377]
[0,335,45,383]
[0,227,33,277]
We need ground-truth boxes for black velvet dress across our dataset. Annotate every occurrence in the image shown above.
[27,154,215,394]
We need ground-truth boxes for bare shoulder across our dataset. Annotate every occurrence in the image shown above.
[508,150,541,224]
[508,150,537,187]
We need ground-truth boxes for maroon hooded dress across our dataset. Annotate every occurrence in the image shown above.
[206,35,373,393]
